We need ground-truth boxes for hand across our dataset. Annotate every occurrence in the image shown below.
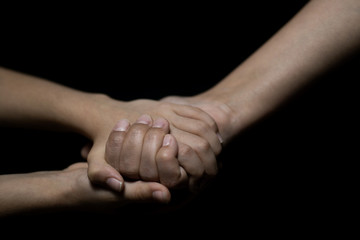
[106,115,211,192]
[161,95,233,144]
[61,162,171,209]
[84,97,223,192]
[0,162,170,217]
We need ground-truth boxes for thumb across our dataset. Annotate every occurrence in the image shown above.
[87,148,125,192]
[123,181,171,203]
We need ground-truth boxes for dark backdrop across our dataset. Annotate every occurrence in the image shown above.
[0,0,357,235]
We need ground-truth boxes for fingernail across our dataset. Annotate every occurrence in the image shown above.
[217,132,224,144]
[163,134,172,147]
[106,178,123,192]
[152,191,169,203]
[136,114,152,125]
[153,118,167,128]
[113,119,130,132]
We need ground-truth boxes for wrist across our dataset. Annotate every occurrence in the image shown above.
[31,170,90,212]
[194,72,276,141]
[162,92,238,144]
[201,70,294,138]
[60,92,128,141]
[192,91,239,143]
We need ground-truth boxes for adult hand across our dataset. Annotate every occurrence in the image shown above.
[61,162,171,208]
[0,162,170,217]
[105,115,212,192]
[84,97,223,192]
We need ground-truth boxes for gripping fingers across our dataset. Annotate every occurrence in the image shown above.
[176,142,206,191]
[119,114,152,179]
[172,115,222,156]
[172,104,219,134]
[123,181,171,203]
[172,128,218,176]
[140,118,170,181]
[156,134,187,188]
[105,119,131,171]
[172,104,223,153]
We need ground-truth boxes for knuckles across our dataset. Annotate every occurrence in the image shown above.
[118,163,140,179]
[178,144,194,157]
[128,124,150,138]
[161,177,181,189]
[139,166,159,182]
[156,150,174,163]
[193,138,212,153]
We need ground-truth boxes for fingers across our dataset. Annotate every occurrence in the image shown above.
[171,115,222,156]
[107,115,185,189]
[162,104,223,190]
[71,165,171,205]
[160,103,222,178]
[85,120,132,193]
[105,119,130,171]
[139,118,170,181]
[171,127,218,176]
[83,134,171,203]
[156,134,188,188]
[176,142,206,191]
[87,141,125,192]
[171,104,223,155]
[172,103,219,134]
[105,103,222,191]
[122,181,171,203]
[118,115,152,179]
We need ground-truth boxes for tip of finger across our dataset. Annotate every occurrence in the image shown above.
[152,190,171,203]
[153,117,169,129]
[113,119,130,131]
[136,114,153,125]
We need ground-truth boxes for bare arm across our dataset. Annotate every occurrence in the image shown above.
[0,163,170,217]
[0,67,112,138]
[163,0,360,143]
[0,66,221,192]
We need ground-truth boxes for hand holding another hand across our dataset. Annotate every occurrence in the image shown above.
[106,114,220,192]
[85,98,223,194]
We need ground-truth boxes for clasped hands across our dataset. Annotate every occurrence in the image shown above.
[83,97,223,204]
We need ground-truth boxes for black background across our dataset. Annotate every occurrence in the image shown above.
[0,1,358,235]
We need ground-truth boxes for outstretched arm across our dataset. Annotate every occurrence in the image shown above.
[0,66,126,189]
[0,67,221,192]
[162,0,360,143]
[0,162,170,217]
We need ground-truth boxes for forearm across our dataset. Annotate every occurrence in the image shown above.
[0,172,67,216]
[199,0,360,136]
[0,67,126,139]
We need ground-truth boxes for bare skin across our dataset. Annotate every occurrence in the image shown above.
[0,162,171,217]
[1,0,359,216]
[105,116,211,193]
[0,67,221,215]
[162,0,360,144]
[82,0,360,197]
